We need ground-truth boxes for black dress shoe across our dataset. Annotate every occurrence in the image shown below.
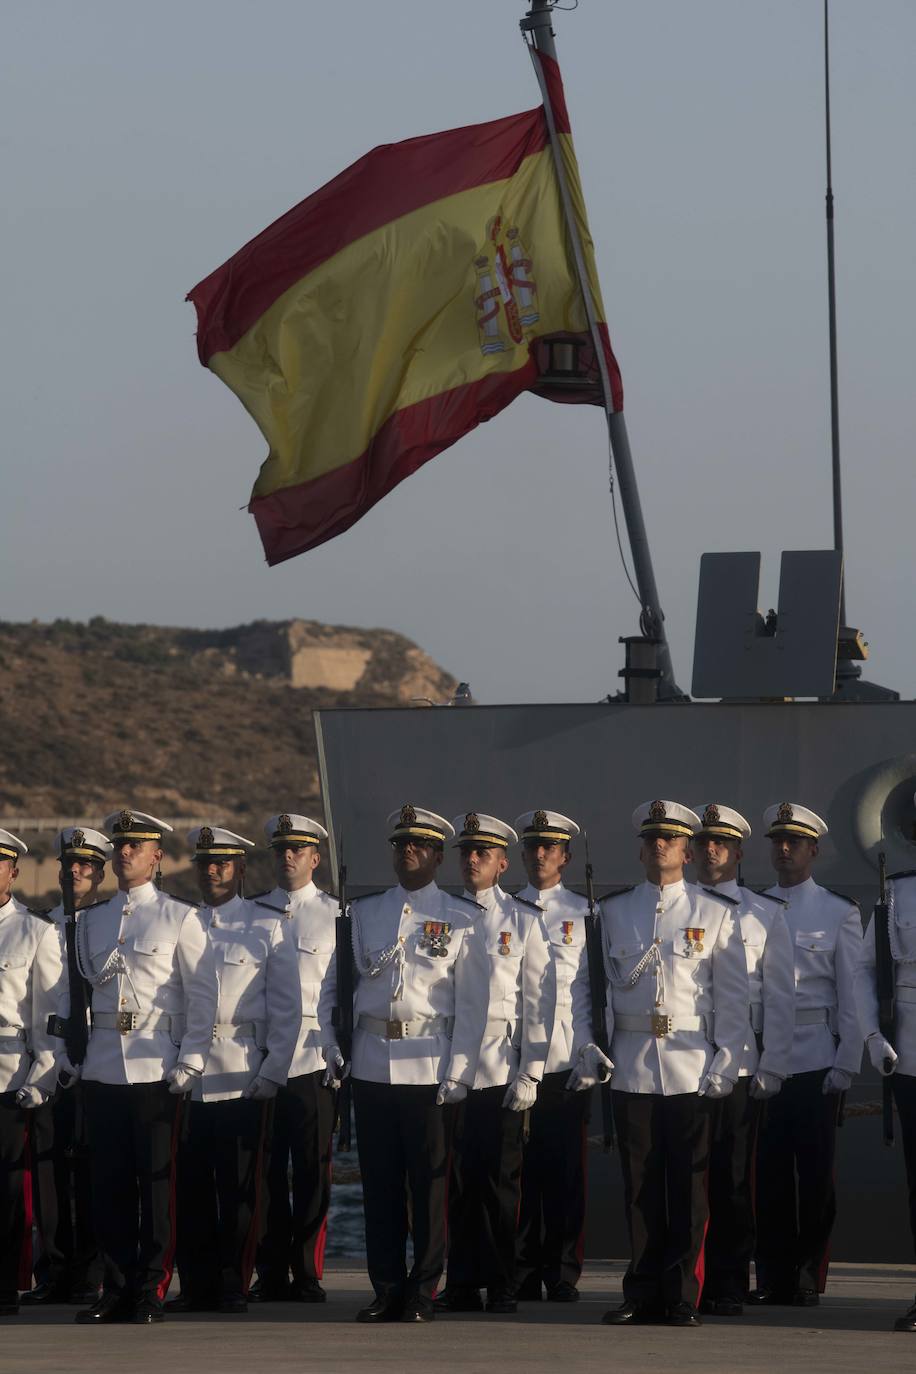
[699,1296,743,1316]
[401,1299,435,1322]
[601,1301,663,1326]
[667,1302,702,1327]
[356,1295,403,1323]
[289,1278,326,1303]
[220,1292,248,1314]
[165,1292,220,1313]
[485,1290,518,1314]
[68,1285,103,1306]
[435,1287,483,1312]
[893,1301,916,1332]
[747,1287,795,1306]
[132,1298,165,1323]
[513,1275,543,1302]
[248,1278,290,1303]
[0,1293,19,1317]
[75,1292,133,1324]
[546,1281,579,1303]
[793,1289,819,1308]
[20,1280,70,1306]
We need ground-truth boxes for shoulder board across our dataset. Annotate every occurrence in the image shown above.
[598,885,635,902]
[509,894,543,913]
[161,892,198,906]
[26,906,53,923]
[448,893,485,911]
[76,898,109,912]
[703,886,739,906]
[247,891,269,901]
[748,888,787,906]
[350,890,386,904]
[253,900,287,914]
[822,886,859,908]
[890,870,916,882]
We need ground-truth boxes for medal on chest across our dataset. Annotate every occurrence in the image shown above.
[420,921,452,956]
[561,920,574,945]
[498,930,512,956]
[683,927,705,956]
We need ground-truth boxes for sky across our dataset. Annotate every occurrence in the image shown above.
[3,1,914,704]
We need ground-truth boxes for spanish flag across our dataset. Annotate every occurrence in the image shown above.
[188,53,622,566]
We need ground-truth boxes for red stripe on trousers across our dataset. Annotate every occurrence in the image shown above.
[240,1102,270,1295]
[155,1099,183,1301]
[311,1131,333,1281]
[18,1118,33,1290]
[694,1164,711,1302]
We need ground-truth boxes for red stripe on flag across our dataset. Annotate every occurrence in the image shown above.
[533,51,572,136]
[189,107,554,363]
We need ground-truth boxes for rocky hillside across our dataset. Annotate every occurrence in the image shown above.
[0,618,455,901]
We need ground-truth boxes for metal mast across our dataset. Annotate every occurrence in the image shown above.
[522,0,682,700]
[824,0,846,626]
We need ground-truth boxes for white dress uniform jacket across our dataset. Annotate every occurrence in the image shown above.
[262,882,338,1078]
[714,879,795,1079]
[195,895,300,1102]
[0,896,62,1094]
[516,882,590,1076]
[458,885,551,1090]
[67,882,219,1085]
[855,871,916,1077]
[350,881,480,1086]
[764,877,863,1077]
[599,880,749,1095]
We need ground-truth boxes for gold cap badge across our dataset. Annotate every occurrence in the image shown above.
[649,800,667,822]
[400,804,417,826]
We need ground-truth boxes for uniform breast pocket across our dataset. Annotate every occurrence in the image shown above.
[671,942,713,983]
[133,936,176,970]
[609,942,646,984]
[893,909,916,962]
[0,953,27,976]
[795,931,835,974]
[741,936,765,977]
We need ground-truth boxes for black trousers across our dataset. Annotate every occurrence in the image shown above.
[176,1097,268,1300]
[892,1073,916,1259]
[83,1080,181,1303]
[446,1085,525,1295]
[516,1071,590,1293]
[259,1070,336,1285]
[353,1078,454,1303]
[754,1067,840,1294]
[613,1089,713,1308]
[0,1092,29,1298]
[705,1078,761,1301]
[31,1088,102,1292]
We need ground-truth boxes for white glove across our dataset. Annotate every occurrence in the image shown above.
[698,1072,734,1099]
[15,1084,49,1109]
[502,1073,538,1111]
[436,1078,468,1106]
[321,1044,350,1090]
[243,1074,279,1101]
[566,1043,614,1092]
[822,1067,853,1095]
[166,1064,200,1095]
[749,1069,783,1101]
[57,1052,82,1087]
[867,1034,898,1076]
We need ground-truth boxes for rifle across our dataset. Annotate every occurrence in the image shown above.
[874,850,896,1147]
[334,835,354,1151]
[583,834,614,1152]
[60,859,89,1067]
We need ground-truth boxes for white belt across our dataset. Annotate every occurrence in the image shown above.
[300,1013,319,1028]
[212,1021,264,1041]
[749,1002,764,1032]
[0,1028,27,1052]
[896,986,916,1005]
[92,1011,180,1036]
[795,1008,831,1026]
[358,1013,452,1041]
[614,1012,710,1039]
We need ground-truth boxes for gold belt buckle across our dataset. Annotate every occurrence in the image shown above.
[651,1012,671,1038]
[386,1020,404,1040]
[115,1011,136,1034]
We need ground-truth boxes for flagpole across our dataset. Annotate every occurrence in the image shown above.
[823,0,846,627]
[523,0,683,700]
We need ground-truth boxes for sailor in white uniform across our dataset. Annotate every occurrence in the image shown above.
[438,813,550,1315]
[0,828,62,1318]
[750,802,863,1308]
[691,803,795,1315]
[169,826,299,1314]
[348,805,482,1325]
[853,831,916,1332]
[24,827,110,1308]
[599,801,749,1328]
[62,809,219,1325]
[251,813,339,1304]
[513,809,592,1305]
